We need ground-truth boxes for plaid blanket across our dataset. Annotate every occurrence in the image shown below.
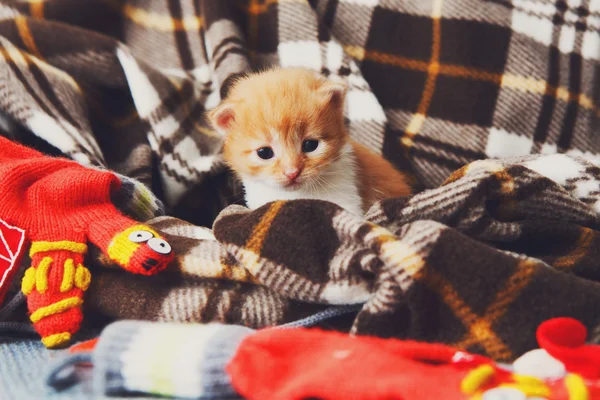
[0,0,599,362]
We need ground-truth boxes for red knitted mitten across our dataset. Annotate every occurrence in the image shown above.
[0,136,174,348]
[227,327,600,400]
[227,327,496,400]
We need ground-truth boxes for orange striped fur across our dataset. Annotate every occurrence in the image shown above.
[351,140,411,211]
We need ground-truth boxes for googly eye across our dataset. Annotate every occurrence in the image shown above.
[128,230,153,243]
[147,238,172,255]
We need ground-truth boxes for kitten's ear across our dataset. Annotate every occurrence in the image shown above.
[208,103,236,136]
[317,81,347,109]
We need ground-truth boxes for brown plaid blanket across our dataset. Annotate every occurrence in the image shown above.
[0,0,599,362]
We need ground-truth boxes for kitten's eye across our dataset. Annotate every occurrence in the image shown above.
[302,140,319,153]
[256,147,274,160]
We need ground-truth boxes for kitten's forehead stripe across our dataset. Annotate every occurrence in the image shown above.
[297,120,309,136]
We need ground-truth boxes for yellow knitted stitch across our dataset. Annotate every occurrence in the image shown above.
[512,374,543,385]
[498,382,550,398]
[21,267,36,295]
[34,257,53,293]
[460,365,495,395]
[60,259,75,292]
[461,369,552,399]
[74,264,91,290]
[29,297,83,323]
[41,332,71,348]
[565,374,589,400]
[30,241,87,256]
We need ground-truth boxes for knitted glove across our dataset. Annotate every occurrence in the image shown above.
[0,136,174,348]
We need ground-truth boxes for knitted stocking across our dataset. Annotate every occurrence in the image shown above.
[0,136,174,347]
[22,241,89,347]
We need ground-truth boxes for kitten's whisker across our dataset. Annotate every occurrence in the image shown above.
[314,176,331,197]
[315,152,347,169]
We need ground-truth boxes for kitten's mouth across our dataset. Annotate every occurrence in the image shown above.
[281,179,304,189]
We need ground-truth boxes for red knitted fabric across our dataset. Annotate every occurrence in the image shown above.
[227,327,599,400]
[537,317,600,379]
[0,136,174,348]
[226,327,482,400]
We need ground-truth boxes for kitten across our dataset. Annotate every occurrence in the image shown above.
[208,68,411,215]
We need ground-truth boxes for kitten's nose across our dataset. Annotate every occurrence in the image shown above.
[284,168,301,181]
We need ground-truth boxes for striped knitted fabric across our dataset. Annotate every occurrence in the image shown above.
[92,321,250,399]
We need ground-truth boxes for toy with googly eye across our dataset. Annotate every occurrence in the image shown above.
[106,225,174,275]
[0,136,174,348]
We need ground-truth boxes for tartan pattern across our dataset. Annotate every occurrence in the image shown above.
[87,153,600,362]
[0,0,598,361]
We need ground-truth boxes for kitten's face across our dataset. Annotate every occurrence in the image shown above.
[209,69,348,190]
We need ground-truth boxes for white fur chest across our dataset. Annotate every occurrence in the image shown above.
[241,146,363,215]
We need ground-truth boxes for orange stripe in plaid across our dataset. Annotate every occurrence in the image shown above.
[345,46,429,71]
[415,266,513,361]
[24,0,45,19]
[8,27,126,127]
[372,227,426,281]
[403,0,444,148]
[553,227,594,270]
[0,44,80,92]
[346,44,599,118]
[220,255,255,282]
[247,0,277,15]
[502,74,599,118]
[440,64,502,84]
[102,0,203,32]
[449,259,539,360]
[492,169,516,194]
[243,0,306,15]
[15,16,42,59]
[246,201,286,254]
[238,201,286,276]
[482,259,537,323]
[247,0,259,61]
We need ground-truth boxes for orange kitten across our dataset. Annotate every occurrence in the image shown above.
[208,68,411,215]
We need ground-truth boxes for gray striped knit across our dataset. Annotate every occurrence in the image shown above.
[93,321,251,399]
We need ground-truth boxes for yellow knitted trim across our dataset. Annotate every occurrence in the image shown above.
[565,374,589,400]
[60,259,75,292]
[42,332,71,348]
[460,365,495,394]
[34,257,53,293]
[30,297,83,323]
[512,374,543,385]
[21,267,36,295]
[74,264,91,291]
[499,382,550,398]
[30,241,87,256]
